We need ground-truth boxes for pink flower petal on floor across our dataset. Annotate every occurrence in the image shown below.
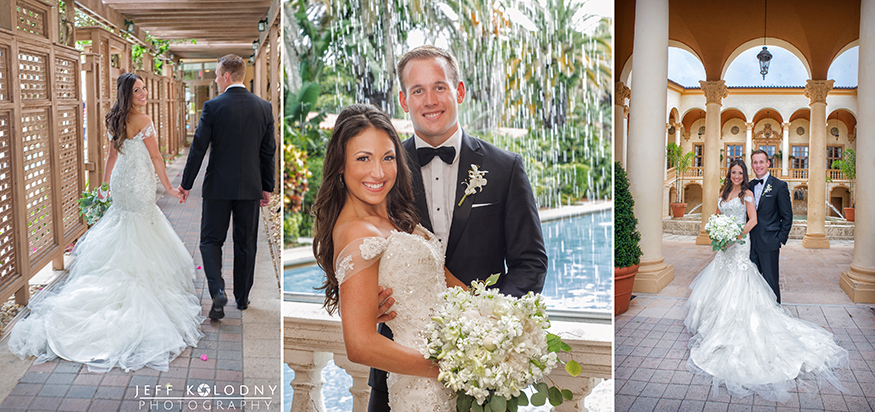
[200,354,208,361]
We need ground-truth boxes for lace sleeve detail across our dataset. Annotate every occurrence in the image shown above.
[744,195,754,204]
[334,237,389,284]
[133,122,155,141]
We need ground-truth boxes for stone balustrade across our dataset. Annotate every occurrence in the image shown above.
[283,300,613,412]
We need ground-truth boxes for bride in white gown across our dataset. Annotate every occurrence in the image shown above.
[312,104,465,411]
[8,73,204,373]
[685,159,848,402]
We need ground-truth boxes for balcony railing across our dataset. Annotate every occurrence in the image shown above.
[789,169,809,180]
[680,167,703,178]
[284,301,612,412]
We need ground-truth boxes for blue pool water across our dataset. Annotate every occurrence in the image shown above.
[284,210,613,311]
[283,210,613,410]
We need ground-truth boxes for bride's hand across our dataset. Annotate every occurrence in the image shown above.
[167,187,183,201]
[97,185,109,201]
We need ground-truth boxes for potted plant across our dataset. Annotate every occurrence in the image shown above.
[615,162,642,316]
[831,148,856,221]
[666,143,695,217]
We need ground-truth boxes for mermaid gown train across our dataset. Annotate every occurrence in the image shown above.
[685,196,848,402]
[8,123,204,373]
[336,227,454,411]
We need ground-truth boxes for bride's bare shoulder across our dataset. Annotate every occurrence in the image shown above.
[333,218,385,250]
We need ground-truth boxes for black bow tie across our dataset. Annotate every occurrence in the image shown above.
[417,146,456,166]
[751,179,764,186]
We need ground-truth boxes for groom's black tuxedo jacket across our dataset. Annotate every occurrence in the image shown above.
[402,131,548,296]
[750,174,792,251]
[180,87,276,198]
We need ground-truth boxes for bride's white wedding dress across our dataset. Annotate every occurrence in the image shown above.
[8,123,204,373]
[336,226,454,411]
[685,195,848,402]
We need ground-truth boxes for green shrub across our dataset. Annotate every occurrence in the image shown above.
[614,162,641,267]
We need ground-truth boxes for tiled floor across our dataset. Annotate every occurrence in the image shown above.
[615,236,875,412]
[0,153,281,411]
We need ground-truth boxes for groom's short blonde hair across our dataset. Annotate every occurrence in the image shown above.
[397,45,461,94]
[218,54,246,82]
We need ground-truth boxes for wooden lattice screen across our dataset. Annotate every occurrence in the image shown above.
[0,0,86,306]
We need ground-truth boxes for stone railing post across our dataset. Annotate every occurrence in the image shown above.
[285,350,332,412]
[333,354,372,412]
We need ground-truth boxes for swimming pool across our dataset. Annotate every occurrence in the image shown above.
[284,210,613,312]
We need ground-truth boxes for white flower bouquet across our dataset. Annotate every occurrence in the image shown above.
[424,274,582,411]
[78,182,112,225]
[705,213,744,252]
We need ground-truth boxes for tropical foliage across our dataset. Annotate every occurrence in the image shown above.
[284,0,612,246]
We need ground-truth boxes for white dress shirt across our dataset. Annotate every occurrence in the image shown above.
[414,128,463,253]
[753,172,770,208]
[224,83,246,92]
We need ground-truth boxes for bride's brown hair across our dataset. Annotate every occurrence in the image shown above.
[720,159,750,201]
[313,104,419,315]
[105,72,144,154]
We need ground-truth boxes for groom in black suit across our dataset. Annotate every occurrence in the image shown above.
[748,149,792,303]
[179,54,275,320]
[367,45,548,411]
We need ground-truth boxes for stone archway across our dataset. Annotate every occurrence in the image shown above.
[791,184,809,216]
[684,183,703,214]
[829,186,851,217]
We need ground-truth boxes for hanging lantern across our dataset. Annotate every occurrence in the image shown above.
[757,47,772,80]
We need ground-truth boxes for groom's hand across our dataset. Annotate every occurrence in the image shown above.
[260,191,270,207]
[376,286,396,323]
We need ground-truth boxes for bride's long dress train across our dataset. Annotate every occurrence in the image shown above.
[8,123,204,373]
[685,196,848,403]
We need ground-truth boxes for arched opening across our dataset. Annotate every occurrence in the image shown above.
[668,46,706,88]
[829,186,851,218]
[724,44,809,87]
[684,182,703,214]
[827,45,859,88]
[792,184,808,217]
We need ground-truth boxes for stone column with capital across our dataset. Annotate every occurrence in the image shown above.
[841,0,875,302]
[802,80,833,249]
[745,122,754,167]
[675,122,683,146]
[782,123,790,177]
[696,80,729,245]
[626,0,674,293]
[615,82,631,167]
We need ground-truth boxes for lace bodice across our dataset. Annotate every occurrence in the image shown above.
[109,123,157,213]
[335,225,454,411]
[716,196,754,260]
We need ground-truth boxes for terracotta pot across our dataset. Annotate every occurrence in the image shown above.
[844,207,855,222]
[670,203,687,218]
[614,264,639,316]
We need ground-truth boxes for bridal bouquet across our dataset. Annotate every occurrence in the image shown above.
[705,214,744,252]
[78,182,112,225]
[424,274,581,411]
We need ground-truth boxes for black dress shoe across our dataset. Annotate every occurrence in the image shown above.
[209,290,228,320]
[237,299,250,310]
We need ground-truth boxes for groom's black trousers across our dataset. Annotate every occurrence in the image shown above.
[750,246,781,303]
[200,198,260,305]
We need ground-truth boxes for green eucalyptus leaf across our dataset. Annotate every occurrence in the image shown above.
[472,402,483,412]
[535,382,549,394]
[548,387,563,406]
[561,389,573,401]
[456,394,473,412]
[565,360,583,377]
[489,395,506,411]
[485,273,500,286]
[559,342,573,352]
[530,391,547,406]
[517,391,529,406]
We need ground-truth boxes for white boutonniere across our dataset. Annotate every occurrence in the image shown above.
[763,184,772,195]
[458,164,488,207]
